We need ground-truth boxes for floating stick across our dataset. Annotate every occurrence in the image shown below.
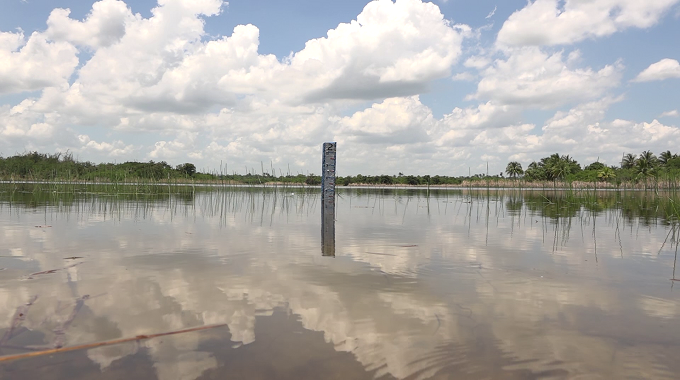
[0,323,228,363]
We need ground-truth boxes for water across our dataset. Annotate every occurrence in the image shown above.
[1,186,679,379]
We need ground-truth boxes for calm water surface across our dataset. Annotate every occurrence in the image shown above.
[0,186,679,379]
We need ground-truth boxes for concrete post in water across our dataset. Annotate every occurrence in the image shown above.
[321,142,336,257]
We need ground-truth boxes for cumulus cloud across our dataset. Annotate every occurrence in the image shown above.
[21,0,469,135]
[436,101,520,146]
[1,100,57,140]
[469,123,540,155]
[0,31,78,94]
[471,48,623,107]
[1,0,678,176]
[46,0,134,48]
[633,58,680,82]
[78,134,136,156]
[71,0,464,112]
[451,72,475,81]
[427,95,680,171]
[463,55,490,69]
[293,0,470,101]
[339,96,434,144]
[503,97,680,165]
[660,110,679,117]
[0,0,477,172]
[497,0,679,46]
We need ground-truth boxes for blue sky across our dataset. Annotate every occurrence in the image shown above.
[1,0,679,175]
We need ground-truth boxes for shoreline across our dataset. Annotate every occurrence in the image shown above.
[1,180,679,192]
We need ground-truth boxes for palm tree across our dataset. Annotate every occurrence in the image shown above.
[540,154,561,181]
[505,161,524,178]
[659,150,673,166]
[549,159,571,181]
[621,153,636,169]
[597,167,616,181]
[635,155,655,179]
[639,150,657,166]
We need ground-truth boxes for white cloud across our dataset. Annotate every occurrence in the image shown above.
[497,0,679,46]
[501,97,680,165]
[1,100,57,140]
[0,0,475,174]
[46,0,135,48]
[286,0,471,101]
[464,55,490,69]
[472,48,623,107]
[24,0,469,136]
[1,0,679,176]
[633,58,680,82]
[78,134,136,156]
[451,72,475,81]
[437,101,519,141]
[470,123,539,154]
[339,96,434,144]
[485,6,497,19]
[0,31,78,94]
[660,110,679,117]
[541,96,620,145]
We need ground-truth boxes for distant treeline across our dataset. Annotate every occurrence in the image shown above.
[504,151,680,184]
[1,150,680,187]
[0,152,316,184]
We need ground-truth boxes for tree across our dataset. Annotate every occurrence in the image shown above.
[621,153,636,169]
[524,161,546,181]
[639,150,657,166]
[549,159,570,181]
[667,156,680,169]
[505,161,524,178]
[659,150,673,166]
[634,152,656,179]
[584,161,605,171]
[176,163,196,176]
[379,175,394,185]
[405,175,419,185]
[597,167,616,181]
[537,153,580,181]
[305,174,321,185]
[431,175,442,185]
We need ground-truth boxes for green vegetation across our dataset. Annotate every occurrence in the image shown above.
[2,150,680,189]
[0,151,486,187]
[515,150,680,189]
[0,152,203,182]
[0,152,312,185]
[505,162,523,178]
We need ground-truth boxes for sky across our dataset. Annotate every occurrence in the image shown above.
[1,0,679,176]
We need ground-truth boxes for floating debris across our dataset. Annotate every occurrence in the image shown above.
[30,269,57,276]
[63,257,83,260]
[0,323,228,363]
[28,262,82,278]
[365,252,397,257]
